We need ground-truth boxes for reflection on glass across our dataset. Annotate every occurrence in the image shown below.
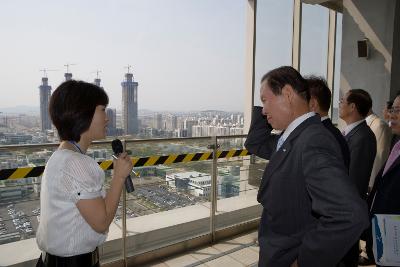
[332,13,343,124]
[0,146,59,242]
[300,3,329,78]
[255,0,293,106]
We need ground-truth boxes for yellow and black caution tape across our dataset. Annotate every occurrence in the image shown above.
[0,149,250,180]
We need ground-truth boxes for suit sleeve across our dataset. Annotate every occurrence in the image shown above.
[349,133,377,197]
[244,106,278,160]
[297,132,369,266]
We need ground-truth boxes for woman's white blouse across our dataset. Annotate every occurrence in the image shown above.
[36,149,107,256]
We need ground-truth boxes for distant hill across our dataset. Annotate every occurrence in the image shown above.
[138,109,156,116]
[0,107,241,116]
[0,106,39,115]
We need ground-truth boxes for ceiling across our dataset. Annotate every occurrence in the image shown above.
[301,0,343,12]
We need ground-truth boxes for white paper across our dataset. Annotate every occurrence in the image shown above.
[372,214,400,266]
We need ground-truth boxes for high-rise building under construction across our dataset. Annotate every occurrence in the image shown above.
[121,72,139,135]
[38,77,52,131]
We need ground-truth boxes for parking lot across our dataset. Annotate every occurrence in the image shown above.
[135,184,201,212]
[0,200,40,244]
[115,182,203,221]
[0,177,204,244]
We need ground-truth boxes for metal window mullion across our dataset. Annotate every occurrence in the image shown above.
[244,0,257,134]
[292,0,302,71]
[327,10,337,117]
[122,139,128,267]
[209,136,218,242]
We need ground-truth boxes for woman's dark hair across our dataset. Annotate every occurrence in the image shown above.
[261,66,310,102]
[49,80,109,142]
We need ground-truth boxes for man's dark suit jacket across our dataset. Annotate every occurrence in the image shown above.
[344,121,377,198]
[245,107,368,267]
[369,143,400,215]
[363,143,400,267]
[322,118,350,170]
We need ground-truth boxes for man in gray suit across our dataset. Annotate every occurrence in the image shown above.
[245,66,368,267]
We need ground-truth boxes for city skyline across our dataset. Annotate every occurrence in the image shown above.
[0,104,246,115]
[0,104,245,145]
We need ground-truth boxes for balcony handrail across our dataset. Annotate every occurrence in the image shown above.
[0,135,247,151]
[0,149,250,180]
[0,148,250,179]
[0,134,255,266]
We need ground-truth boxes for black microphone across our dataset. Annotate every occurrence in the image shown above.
[111,139,134,193]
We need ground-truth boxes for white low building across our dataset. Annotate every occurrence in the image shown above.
[166,171,211,196]
[188,175,212,197]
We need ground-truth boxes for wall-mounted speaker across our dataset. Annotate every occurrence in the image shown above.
[357,39,369,58]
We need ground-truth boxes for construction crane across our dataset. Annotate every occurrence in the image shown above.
[39,69,58,78]
[64,63,76,73]
[124,65,133,74]
[91,70,102,86]
[92,70,102,78]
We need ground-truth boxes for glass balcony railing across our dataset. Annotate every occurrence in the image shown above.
[0,135,265,266]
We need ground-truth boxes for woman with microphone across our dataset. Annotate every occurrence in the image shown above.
[36,80,132,267]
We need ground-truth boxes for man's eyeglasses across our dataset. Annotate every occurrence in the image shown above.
[389,107,400,114]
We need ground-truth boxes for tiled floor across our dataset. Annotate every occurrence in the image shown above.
[144,231,259,267]
[145,231,376,267]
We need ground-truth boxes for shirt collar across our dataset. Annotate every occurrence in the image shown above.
[280,112,315,143]
[321,116,329,121]
[344,119,365,136]
[365,113,376,126]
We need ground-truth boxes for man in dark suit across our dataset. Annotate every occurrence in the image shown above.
[307,76,350,169]
[245,66,368,267]
[339,89,377,267]
[363,94,400,267]
[339,89,376,199]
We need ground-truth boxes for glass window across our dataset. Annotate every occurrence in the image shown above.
[332,13,343,124]
[0,0,246,139]
[254,0,293,105]
[0,2,250,266]
[300,3,329,78]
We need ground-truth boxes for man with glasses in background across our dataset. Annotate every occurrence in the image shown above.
[339,89,377,199]
[359,99,392,266]
[366,93,400,267]
[338,89,377,267]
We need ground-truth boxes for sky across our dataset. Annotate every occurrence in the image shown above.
[0,0,336,112]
